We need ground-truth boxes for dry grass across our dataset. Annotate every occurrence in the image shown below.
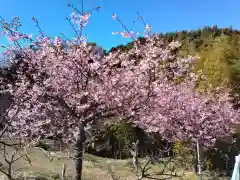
[0,147,228,180]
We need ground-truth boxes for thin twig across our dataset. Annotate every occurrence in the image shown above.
[32,17,44,37]
[65,17,80,40]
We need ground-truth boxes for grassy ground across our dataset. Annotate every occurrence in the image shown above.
[0,146,228,180]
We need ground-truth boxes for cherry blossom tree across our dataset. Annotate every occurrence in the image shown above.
[105,23,240,177]
[108,34,240,175]
[130,78,239,148]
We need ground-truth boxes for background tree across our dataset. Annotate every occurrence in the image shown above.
[194,35,233,90]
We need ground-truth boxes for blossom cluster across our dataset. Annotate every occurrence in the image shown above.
[0,11,239,149]
[71,12,90,29]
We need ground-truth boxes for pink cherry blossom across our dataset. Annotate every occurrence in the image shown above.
[71,12,90,28]
[53,37,63,47]
[145,24,151,33]
[112,14,117,20]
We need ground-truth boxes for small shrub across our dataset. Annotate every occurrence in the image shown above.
[172,140,194,170]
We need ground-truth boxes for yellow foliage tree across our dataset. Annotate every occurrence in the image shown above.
[194,35,234,90]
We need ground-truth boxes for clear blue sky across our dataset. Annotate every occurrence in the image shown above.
[0,0,240,53]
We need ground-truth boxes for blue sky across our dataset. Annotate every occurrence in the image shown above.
[0,0,240,53]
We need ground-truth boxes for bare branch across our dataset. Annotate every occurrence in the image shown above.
[32,17,44,37]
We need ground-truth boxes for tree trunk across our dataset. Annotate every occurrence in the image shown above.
[73,122,85,180]
[196,140,203,180]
